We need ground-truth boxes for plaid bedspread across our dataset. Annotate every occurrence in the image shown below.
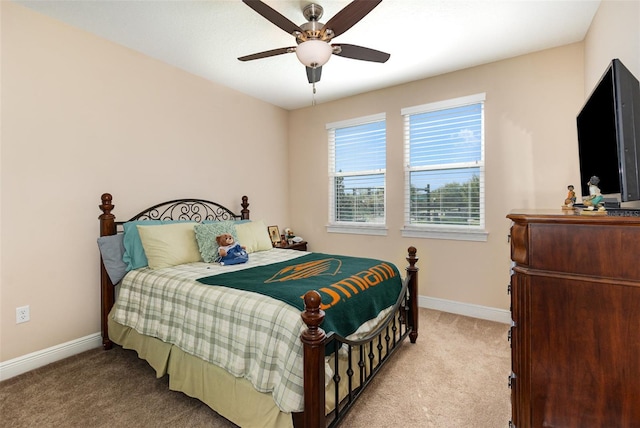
[112,249,398,413]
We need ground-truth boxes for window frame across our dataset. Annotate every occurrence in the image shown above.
[401,93,488,242]
[327,113,388,236]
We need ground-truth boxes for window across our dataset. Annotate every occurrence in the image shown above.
[402,94,487,241]
[327,113,387,235]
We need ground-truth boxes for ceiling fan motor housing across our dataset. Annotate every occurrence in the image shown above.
[298,4,333,42]
[299,21,326,42]
[303,3,323,21]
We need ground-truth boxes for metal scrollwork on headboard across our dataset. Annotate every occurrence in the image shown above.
[127,198,245,222]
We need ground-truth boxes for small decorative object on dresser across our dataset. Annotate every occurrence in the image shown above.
[581,175,606,214]
[562,184,576,209]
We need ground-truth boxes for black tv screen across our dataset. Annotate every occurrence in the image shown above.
[577,58,640,203]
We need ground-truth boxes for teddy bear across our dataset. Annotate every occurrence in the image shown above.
[215,233,248,265]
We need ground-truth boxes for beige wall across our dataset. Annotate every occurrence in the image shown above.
[0,3,289,361]
[583,0,640,93]
[288,45,585,311]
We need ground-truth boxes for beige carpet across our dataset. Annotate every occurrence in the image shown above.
[0,308,511,427]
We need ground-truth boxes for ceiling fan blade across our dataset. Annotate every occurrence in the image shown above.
[333,44,390,63]
[238,47,295,62]
[321,0,382,39]
[242,0,303,35]
[306,66,322,84]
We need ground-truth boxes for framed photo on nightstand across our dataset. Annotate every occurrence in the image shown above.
[267,225,280,246]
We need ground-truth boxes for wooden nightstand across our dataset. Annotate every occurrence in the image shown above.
[276,241,307,251]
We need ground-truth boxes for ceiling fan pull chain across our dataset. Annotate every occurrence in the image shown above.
[312,81,317,106]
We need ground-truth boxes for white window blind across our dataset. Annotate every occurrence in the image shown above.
[328,114,386,228]
[402,94,486,237]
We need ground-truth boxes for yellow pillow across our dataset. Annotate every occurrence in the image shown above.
[137,222,201,269]
[235,220,273,253]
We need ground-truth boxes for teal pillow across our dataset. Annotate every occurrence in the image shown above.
[122,220,193,270]
[194,221,239,263]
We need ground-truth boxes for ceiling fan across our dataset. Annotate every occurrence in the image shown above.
[238,0,390,85]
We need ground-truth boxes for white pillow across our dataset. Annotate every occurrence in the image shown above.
[137,222,201,269]
[235,220,273,253]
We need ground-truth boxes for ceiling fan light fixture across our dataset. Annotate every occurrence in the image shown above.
[295,40,332,68]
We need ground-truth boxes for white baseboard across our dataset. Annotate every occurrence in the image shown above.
[419,295,511,324]
[0,297,509,381]
[0,333,102,381]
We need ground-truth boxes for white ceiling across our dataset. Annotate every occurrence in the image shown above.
[15,0,601,110]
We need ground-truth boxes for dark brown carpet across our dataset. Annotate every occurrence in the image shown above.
[0,309,511,427]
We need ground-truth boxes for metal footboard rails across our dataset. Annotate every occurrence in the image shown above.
[324,272,414,426]
[299,247,419,428]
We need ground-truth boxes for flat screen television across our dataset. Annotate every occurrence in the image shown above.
[576,58,640,208]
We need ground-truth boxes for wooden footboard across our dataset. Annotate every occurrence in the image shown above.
[98,193,418,428]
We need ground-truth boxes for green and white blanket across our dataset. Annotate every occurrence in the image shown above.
[112,249,401,413]
[197,252,402,339]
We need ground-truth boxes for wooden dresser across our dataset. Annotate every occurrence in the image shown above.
[507,210,640,428]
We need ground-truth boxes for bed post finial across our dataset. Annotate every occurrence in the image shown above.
[301,290,325,331]
[406,246,419,343]
[99,193,116,236]
[300,290,326,428]
[240,195,250,220]
[407,246,417,267]
[100,193,113,211]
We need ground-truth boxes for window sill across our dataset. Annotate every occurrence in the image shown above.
[327,224,388,236]
[402,226,488,242]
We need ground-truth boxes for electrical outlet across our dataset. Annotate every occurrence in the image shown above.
[16,305,30,324]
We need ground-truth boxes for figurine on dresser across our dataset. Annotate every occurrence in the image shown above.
[563,184,577,209]
[583,176,605,211]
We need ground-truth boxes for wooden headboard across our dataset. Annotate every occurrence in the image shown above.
[97,193,250,349]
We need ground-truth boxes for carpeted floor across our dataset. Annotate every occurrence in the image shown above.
[0,308,511,427]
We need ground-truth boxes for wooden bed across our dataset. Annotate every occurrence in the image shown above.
[98,193,419,427]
